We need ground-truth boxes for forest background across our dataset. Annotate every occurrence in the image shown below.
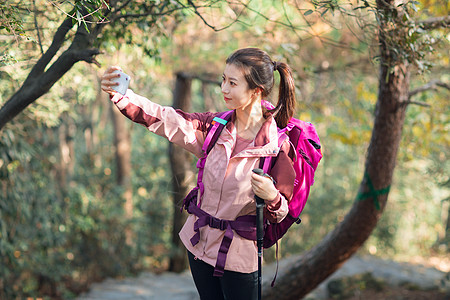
[0,0,448,299]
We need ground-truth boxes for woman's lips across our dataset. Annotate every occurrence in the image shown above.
[224,96,231,102]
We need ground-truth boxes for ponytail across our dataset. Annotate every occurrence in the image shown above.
[226,48,296,128]
[270,62,296,129]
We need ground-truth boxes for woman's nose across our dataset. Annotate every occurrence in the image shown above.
[221,83,228,94]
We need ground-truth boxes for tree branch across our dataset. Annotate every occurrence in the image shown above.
[0,10,101,131]
[184,0,242,32]
[24,17,74,86]
[116,7,185,20]
[176,71,221,86]
[400,79,450,107]
[240,0,360,51]
[33,0,44,55]
[408,79,450,99]
[404,100,431,107]
[40,48,101,92]
[416,15,450,30]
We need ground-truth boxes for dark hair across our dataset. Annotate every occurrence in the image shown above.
[225,48,296,128]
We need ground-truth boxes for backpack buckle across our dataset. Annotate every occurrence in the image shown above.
[295,217,302,224]
[209,217,227,231]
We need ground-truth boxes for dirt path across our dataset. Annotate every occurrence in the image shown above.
[77,255,448,300]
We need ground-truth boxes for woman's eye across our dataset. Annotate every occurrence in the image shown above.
[230,81,236,86]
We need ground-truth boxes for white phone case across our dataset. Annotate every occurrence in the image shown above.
[111,70,131,95]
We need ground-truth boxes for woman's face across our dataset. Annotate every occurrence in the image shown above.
[221,64,257,111]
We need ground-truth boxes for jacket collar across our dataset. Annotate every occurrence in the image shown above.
[219,110,280,158]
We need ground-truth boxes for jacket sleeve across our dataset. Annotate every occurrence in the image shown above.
[111,90,215,158]
[264,140,296,223]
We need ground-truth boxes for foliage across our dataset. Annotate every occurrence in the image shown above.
[0,2,178,295]
[0,60,175,298]
[0,1,24,36]
[69,0,109,29]
[0,1,25,65]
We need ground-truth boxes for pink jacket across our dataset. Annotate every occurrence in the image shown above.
[111,90,295,273]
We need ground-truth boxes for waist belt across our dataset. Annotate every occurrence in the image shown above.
[186,196,257,277]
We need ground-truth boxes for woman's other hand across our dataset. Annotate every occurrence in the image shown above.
[251,173,278,203]
[100,66,122,96]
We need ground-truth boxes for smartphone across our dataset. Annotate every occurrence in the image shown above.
[111,70,131,95]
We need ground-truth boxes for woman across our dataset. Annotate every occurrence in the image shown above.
[101,48,297,300]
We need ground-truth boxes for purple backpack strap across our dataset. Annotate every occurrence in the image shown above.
[181,110,240,277]
[186,194,256,277]
[195,110,233,206]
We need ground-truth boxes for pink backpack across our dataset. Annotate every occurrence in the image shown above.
[261,105,322,248]
[259,100,322,285]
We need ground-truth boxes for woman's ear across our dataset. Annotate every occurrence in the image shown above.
[251,88,263,103]
[254,87,262,96]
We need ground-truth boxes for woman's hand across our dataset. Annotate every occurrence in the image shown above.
[100,66,122,96]
[251,173,278,203]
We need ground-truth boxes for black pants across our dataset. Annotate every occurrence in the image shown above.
[187,251,258,300]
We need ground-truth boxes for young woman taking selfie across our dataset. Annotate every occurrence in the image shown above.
[101,48,297,300]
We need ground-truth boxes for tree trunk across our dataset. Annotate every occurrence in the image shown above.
[56,113,76,191]
[168,73,195,272]
[201,82,215,111]
[110,96,133,245]
[263,1,410,299]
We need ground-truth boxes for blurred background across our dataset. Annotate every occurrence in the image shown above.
[0,0,448,298]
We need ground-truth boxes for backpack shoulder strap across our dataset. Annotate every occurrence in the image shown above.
[196,110,233,204]
[203,110,233,154]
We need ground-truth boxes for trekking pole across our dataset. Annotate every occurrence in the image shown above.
[252,168,268,300]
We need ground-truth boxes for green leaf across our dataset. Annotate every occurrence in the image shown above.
[304,9,313,16]
[76,10,83,26]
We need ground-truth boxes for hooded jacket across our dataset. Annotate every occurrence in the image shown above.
[111,90,296,273]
